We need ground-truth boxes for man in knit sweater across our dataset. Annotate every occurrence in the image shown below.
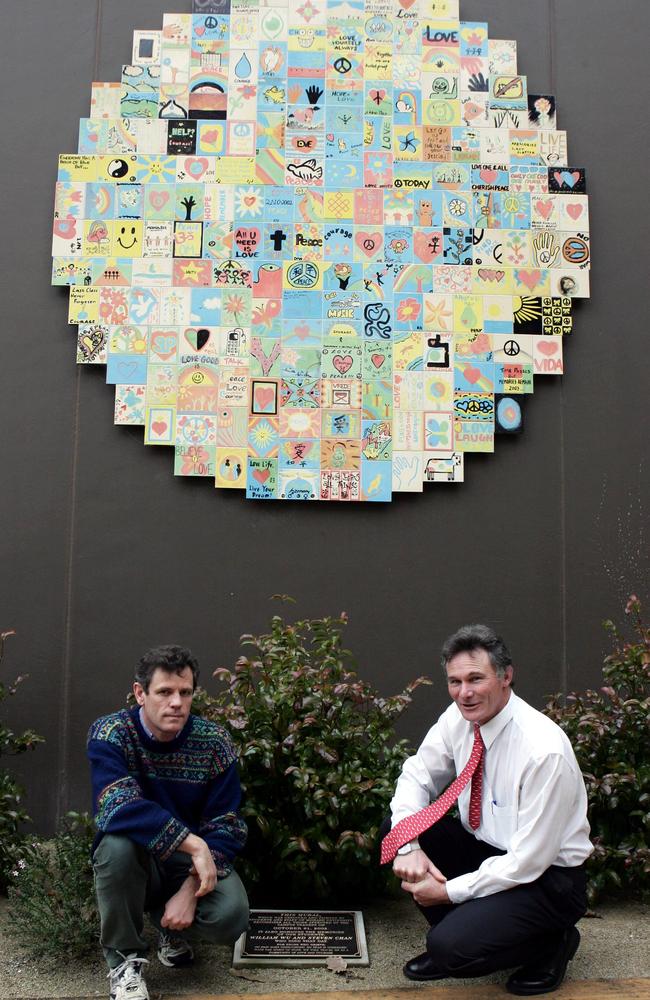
[87,645,249,1000]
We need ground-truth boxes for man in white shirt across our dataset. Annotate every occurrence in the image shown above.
[384,624,592,996]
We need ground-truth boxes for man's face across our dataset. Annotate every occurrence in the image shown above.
[133,665,194,741]
[445,648,512,726]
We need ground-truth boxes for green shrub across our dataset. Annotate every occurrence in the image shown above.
[0,630,43,891]
[7,812,99,959]
[194,600,431,903]
[545,595,650,905]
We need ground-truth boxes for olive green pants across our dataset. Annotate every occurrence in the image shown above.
[93,834,249,969]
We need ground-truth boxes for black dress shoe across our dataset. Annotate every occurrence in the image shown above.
[506,926,580,996]
[403,952,449,982]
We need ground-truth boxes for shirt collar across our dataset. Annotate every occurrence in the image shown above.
[478,691,515,749]
[138,707,157,740]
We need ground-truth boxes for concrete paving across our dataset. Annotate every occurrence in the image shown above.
[0,895,647,998]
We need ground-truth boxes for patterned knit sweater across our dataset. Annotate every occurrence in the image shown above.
[87,708,247,876]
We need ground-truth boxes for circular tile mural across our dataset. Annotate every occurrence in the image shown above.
[52,0,590,501]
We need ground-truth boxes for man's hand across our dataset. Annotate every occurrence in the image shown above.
[401,872,450,907]
[161,876,198,931]
[179,833,217,897]
[393,848,445,885]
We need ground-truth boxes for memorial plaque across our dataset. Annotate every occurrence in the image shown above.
[232,909,369,968]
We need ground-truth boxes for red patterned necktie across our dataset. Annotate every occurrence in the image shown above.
[381,723,485,865]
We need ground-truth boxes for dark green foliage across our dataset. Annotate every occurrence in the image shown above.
[193,601,431,903]
[0,630,43,891]
[545,595,650,905]
[7,812,99,959]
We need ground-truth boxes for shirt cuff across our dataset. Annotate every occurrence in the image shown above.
[444,874,473,905]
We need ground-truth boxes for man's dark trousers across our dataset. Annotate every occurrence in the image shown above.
[385,816,587,977]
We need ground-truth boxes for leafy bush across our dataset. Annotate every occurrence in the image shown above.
[545,595,650,904]
[194,601,430,903]
[0,630,43,891]
[7,812,99,959]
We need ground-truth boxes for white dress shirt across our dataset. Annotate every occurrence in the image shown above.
[390,692,592,904]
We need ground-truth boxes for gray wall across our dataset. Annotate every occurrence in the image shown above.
[1,0,648,833]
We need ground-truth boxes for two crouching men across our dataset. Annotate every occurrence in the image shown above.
[90,627,592,1000]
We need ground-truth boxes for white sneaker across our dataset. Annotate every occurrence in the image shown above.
[108,954,149,1000]
[157,931,194,968]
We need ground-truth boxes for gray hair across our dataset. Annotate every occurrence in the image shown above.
[441,624,513,678]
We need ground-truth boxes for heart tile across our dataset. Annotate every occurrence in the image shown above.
[333,355,353,375]
[517,269,542,292]
[355,231,383,257]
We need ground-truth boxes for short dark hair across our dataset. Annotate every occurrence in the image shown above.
[441,624,513,678]
[135,645,199,692]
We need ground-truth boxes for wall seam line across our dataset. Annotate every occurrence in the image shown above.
[56,0,103,825]
[56,374,81,824]
[94,0,102,80]
[548,0,568,695]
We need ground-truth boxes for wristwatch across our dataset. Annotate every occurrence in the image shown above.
[396,840,420,856]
